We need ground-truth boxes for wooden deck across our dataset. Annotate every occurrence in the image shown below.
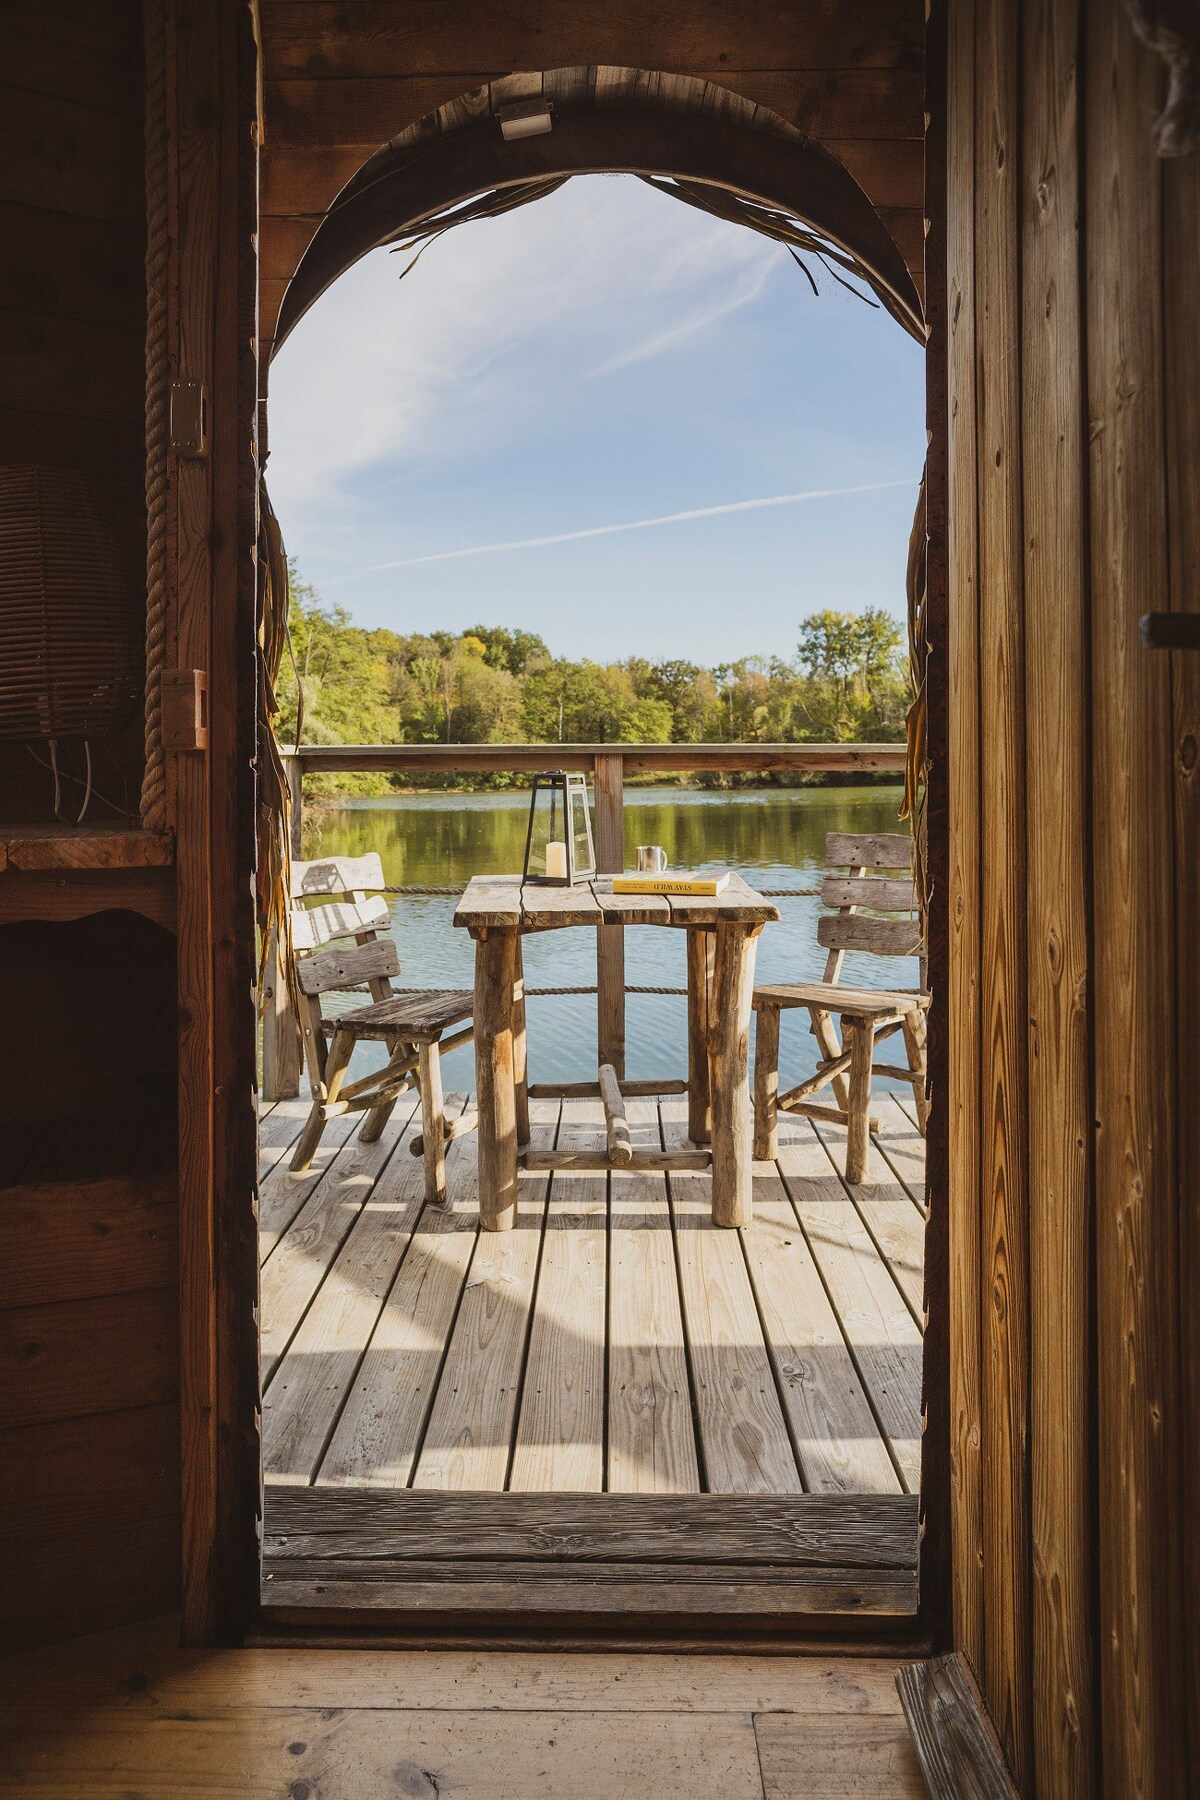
[260,1090,925,1500]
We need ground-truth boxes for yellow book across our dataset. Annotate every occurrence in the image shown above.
[610,871,733,897]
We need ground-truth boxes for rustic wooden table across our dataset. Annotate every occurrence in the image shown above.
[453,873,779,1232]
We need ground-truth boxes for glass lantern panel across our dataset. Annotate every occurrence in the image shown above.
[525,777,568,881]
[568,780,596,880]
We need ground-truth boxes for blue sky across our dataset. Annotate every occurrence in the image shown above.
[267,176,926,665]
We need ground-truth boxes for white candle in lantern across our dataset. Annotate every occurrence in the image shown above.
[545,840,568,879]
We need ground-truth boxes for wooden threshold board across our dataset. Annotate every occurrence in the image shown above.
[261,1488,919,1618]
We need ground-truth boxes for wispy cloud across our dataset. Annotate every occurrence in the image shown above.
[266,177,779,515]
[587,257,776,377]
[328,480,917,582]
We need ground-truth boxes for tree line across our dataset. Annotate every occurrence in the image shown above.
[277,565,911,792]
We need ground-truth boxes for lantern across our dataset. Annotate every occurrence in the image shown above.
[522,771,596,886]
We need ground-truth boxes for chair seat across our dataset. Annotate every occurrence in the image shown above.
[753,982,929,1019]
[329,988,473,1043]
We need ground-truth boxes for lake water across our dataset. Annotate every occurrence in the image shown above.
[306,784,916,1092]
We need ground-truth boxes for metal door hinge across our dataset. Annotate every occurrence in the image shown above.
[1140,613,1200,650]
[170,380,209,457]
[162,669,209,751]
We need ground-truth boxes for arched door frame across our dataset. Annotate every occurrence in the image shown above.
[196,65,946,1650]
[270,95,923,359]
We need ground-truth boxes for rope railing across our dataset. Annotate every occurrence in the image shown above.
[370,884,821,898]
[518,984,688,997]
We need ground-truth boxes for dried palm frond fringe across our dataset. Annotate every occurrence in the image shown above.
[900,469,928,942]
[256,478,300,1020]
[1123,0,1200,155]
[381,175,926,344]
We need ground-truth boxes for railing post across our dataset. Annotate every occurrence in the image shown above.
[593,752,626,1080]
[260,923,301,1100]
[285,750,303,856]
[261,752,302,1099]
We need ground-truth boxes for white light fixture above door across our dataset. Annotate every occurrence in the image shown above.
[497,99,553,141]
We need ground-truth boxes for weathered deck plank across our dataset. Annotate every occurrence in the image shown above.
[261,1093,435,1485]
[812,1119,926,1324]
[260,1104,414,1385]
[261,1094,925,1498]
[411,1100,558,1492]
[258,1108,360,1257]
[508,1100,608,1492]
[741,1162,903,1495]
[662,1098,803,1496]
[871,1093,928,1204]
[317,1123,482,1488]
[776,1117,923,1493]
[607,1099,701,1493]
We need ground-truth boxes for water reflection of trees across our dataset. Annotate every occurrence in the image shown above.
[310,786,905,888]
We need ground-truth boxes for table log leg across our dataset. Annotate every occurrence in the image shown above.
[844,1017,874,1184]
[902,1009,930,1134]
[416,1041,447,1206]
[752,1000,781,1161]
[686,926,715,1144]
[513,934,530,1147]
[709,923,759,1228]
[473,927,518,1231]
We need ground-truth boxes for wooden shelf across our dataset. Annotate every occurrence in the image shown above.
[0,826,175,928]
[0,823,174,874]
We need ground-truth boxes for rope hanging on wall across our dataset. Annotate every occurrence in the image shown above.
[140,0,171,831]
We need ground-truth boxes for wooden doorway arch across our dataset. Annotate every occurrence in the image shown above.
[244,59,943,1651]
[262,67,924,377]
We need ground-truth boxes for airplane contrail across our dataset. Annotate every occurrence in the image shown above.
[331,478,917,580]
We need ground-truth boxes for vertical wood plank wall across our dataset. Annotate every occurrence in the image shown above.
[0,2,183,1650]
[1020,2,1093,1794]
[1161,138,1200,1757]
[947,0,1196,1791]
[170,0,222,1643]
[946,0,986,1688]
[973,0,1031,1775]
[163,0,262,1643]
[1085,7,1187,1792]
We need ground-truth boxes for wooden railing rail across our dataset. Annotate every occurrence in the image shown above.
[262,741,906,1101]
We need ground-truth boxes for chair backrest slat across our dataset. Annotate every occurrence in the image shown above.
[297,937,400,997]
[291,892,390,952]
[823,831,913,871]
[291,853,386,898]
[817,913,922,957]
[819,829,920,984]
[821,874,917,913]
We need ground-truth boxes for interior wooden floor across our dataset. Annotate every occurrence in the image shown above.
[259,1089,925,1499]
[1,1613,926,1798]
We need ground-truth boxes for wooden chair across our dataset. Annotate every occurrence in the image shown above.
[287,853,474,1204]
[751,831,928,1183]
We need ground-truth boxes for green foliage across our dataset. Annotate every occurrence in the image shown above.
[520,658,674,744]
[795,607,908,741]
[459,623,550,677]
[277,567,911,790]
